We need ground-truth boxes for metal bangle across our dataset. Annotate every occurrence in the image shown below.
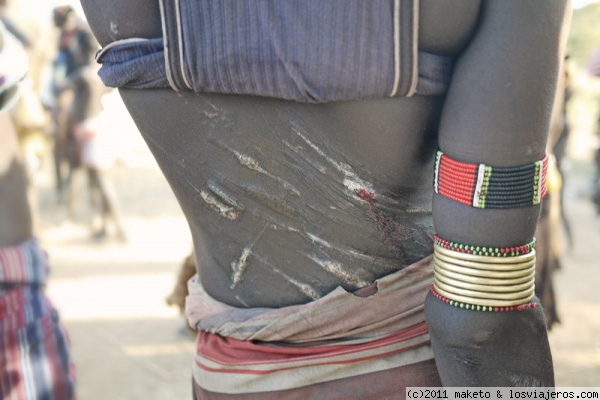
[434,270,535,293]
[434,278,535,301]
[433,262,535,286]
[433,282,535,307]
[433,258,535,279]
[434,251,536,271]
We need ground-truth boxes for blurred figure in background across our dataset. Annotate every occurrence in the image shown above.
[51,5,126,240]
[534,56,574,330]
[73,92,127,241]
[588,43,600,213]
[0,0,48,233]
[166,250,198,335]
[50,5,94,204]
[0,22,76,399]
[0,0,31,48]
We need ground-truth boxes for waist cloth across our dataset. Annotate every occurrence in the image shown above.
[0,239,76,400]
[95,0,454,103]
[185,255,437,396]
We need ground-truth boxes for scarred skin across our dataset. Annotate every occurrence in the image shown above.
[80,0,570,388]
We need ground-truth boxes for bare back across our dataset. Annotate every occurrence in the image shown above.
[81,0,483,307]
[80,0,564,311]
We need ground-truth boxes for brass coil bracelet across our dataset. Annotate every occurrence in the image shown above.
[432,242,536,307]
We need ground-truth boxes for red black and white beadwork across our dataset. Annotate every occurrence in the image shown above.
[430,285,539,312]
[433,234,536,257]
[433,151,549,208]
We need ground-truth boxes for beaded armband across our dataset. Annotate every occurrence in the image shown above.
[430,285,539,312]
[433,151,549,208]
[433,234,536,257]
[431,236,537,311]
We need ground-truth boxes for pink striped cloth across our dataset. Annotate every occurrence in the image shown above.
[186,255,436,395]
[0,238,49,285]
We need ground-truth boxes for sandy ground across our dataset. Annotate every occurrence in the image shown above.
[28,95,600,398]
[37,162,195,400]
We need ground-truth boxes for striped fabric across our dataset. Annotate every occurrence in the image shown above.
[433,151,549,209]
[0,238,49,285]
[96,0,455,102]
[193,322,432,394]
[161,0,418,102]
[186,255,436,395]
[0,239,76,400]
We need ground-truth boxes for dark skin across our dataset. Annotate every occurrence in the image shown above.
[80,0,569,387]
[0,113,33,247]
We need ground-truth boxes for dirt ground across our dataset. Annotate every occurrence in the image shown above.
[32,123,600,399]
[546,160,600,386]
[37,161,195,400]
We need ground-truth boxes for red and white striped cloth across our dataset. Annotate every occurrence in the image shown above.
[0,239,77,400]
[186,255,437,395]
[193,322,433,395]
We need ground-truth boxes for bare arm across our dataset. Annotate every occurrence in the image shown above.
[0,113,33,247]
[426,0,571,386]
[80,0,161,46]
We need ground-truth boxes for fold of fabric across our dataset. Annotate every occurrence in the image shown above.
[186,255,433,342]
[96,0,454,102]
[192,322,433,394]
[185,255,435,394]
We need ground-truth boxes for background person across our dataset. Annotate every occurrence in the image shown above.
[0,22,76,399]
[51,5,126,240]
